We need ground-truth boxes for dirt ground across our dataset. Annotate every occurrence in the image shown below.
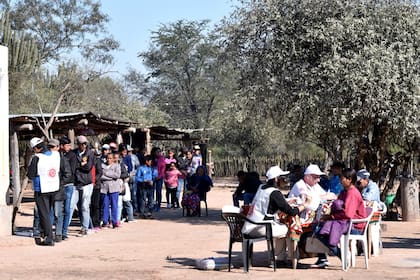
[0,178,419,280]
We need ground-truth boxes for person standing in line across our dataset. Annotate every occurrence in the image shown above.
[136,155,157,219]
[59,136,77,241]
[90,145,103,232]
[191,145,202,174]
[100,153,121,228]
[164,162,182,208]
[48,138,72,243]
[27,137,60,246]
[72,135,95,236]
[151,147,165,212]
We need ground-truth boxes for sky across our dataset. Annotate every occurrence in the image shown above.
[100,0,238,77]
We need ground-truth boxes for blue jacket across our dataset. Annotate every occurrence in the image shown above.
[136,165,157,183]
[361,180,380,202]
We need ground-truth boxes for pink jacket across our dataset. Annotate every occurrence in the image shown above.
[164,168,181,188]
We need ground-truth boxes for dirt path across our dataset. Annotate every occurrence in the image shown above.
[0,179,419,280]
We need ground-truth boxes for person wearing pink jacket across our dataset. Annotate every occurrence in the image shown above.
[164,162,182,208]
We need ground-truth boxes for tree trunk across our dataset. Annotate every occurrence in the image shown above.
[400,177,419,222]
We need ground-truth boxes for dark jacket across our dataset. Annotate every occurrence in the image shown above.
[55,154,72,201]
[62,149,77,184]
[73,148,94,187]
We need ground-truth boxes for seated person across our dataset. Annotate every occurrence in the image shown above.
[328,161,345,195]
[288,164,337,224]
[181,165,212,216]
[356,169,381,204]
[242,166,308,263]
[232,170,262,207]
[314,168,367,268]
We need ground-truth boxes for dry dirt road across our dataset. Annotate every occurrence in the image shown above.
[0,179,419,280]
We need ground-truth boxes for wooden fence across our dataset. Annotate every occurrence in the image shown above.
[212,156,324,177]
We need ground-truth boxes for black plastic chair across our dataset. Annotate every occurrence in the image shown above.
[221,210,276,272]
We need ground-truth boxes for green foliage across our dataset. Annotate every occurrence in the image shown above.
[223,0,420,175]
[140,20,235,130]
[2,0,119,64]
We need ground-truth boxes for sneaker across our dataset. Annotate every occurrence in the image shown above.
[127,219,137,223]
[78,229,88,237]
[94,227,101,232]
[313,259,329,268]
[62,235,69,241]
[55,235,62,243]
[121,217,127,223]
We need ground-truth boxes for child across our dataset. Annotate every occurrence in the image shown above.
[164,162,182,208]
[136,155,157,218]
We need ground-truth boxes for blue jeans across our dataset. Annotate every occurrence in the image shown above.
[62,185,74,237]
[139,185,154,215]
[77,184,93,230]
[177,178,185,203]
[233,192,255,207]
[154,178,163,210]
[53,200,64,236]
[123,200,134,221]
[130,176,138,212]
[101,192,119,226]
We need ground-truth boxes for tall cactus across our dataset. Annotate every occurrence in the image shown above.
[1,12,40,76]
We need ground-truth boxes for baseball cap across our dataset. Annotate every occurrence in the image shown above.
[76,135,88,144]
[102,144,110,150]
[266,166,290,181]
[47,138,60,147]
[30,137,43,148]
[304,164,325,176]
[357,169,370,181]
[127,145,134,151]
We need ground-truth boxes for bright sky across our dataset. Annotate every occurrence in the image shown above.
[100,0,238,77]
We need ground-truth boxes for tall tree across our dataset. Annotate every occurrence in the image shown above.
[223,0,419,179]
[140,20,233,131]
[2,0,119,65]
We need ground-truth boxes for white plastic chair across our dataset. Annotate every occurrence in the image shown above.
[339,207,374,271]
[369,202,387,256]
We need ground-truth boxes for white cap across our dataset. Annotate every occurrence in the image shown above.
[193,145,200,150]
[304,164,325,176]
[357,169,370,181]
[30,137,43,148]
[266,166,290,181]
[102,144,110,150]
[127,145,134,151]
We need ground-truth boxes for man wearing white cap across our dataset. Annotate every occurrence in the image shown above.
[27,137,60,246]
[242,166,307,263]
[288,164,336,267]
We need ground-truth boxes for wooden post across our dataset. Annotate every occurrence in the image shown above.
[68,129,75,149]
[145,128,151,155]
[400,177,419,221]
[10,131,20,207]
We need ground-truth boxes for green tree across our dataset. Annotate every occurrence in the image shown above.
[223,0,419,179]
[140,20,233,131]
[1,0,119,65]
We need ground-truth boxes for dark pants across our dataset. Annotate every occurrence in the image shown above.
[34,191,56,242]
[90,188,101,228]
[166,186,178,206]
[137,183,154,215]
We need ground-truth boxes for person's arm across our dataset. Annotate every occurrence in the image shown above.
[27,156,39,179]
[270,191,301,216]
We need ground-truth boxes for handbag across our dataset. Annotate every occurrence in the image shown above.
[305,236,330,254]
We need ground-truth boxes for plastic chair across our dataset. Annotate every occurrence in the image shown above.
[339,207,374,271]
[369,202,387,256]
[221,207,277,272]
[198,192,208,217]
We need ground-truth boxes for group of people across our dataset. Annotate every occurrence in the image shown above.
[238,162,382,268]
[27,134,211,246]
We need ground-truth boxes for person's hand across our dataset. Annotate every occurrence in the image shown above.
[303,195,312,208]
